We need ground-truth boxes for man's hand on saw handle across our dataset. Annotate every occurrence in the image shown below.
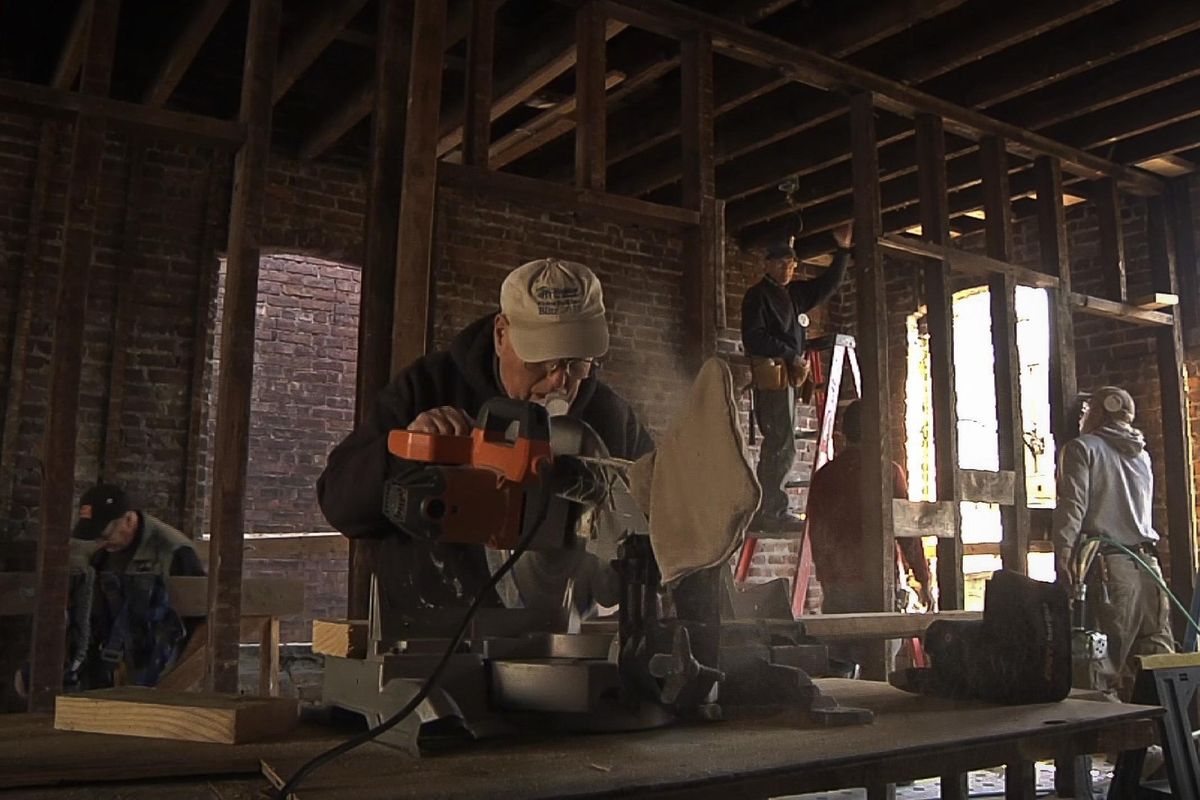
[408,406,476,436]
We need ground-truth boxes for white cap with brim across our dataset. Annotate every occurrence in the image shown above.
[501,259,610,363]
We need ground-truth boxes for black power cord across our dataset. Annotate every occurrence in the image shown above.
[276,490,553,798]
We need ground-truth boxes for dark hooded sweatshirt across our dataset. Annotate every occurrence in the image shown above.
[317,314,654,607]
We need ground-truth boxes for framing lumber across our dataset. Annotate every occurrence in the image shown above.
[1168,178,1200,347]
[799,610,981,642]
[142,0,234,106]
[1042,78,1200,154]
[915,114,963,609]
[680,31,717,370]
[206,0,281,694]
[958,469,1016,506]
[980,136,1029,576]
[312,619,369,658]
[893,500,956,539]
[461,0,496,167]
[29,0,119,714]
[272,0,371,104]
[850,92,894,678]
[879,234,1060,290]
[1149,194,1197,623]
[574,1,608,190]
[1067,294,1173,326]
[438,162,699,229]
[1111,117,1200,167]
[52,0,90,90]
[1036,157,1079,458]
[1094,178,1128,302]
[350,0,411,620]
[0,77,246,146]
[391,0,447,376]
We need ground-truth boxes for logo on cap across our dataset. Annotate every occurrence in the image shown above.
[530,263,584,316]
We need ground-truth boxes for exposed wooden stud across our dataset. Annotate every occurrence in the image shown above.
[52,0,91,90]
[1148,194,1197,630]
[205,0,281,693]
[1067,293,1173,326]
[142,0,234,106]
[1167,178,1199,347]
[391,0,447,376]
[879,235,1060,290]
[1035,156,1079,462]
[574,1,608,190]
[29,0,120,713]
[461,0,496,167]
[893,500,957,539]
[349,0,411,620]
[850,91,893,679]
[272,0,371,104]
[680,31,717,370]
[1093,178,1127,302]
[980,135,1029,576]
[915,113,963,610]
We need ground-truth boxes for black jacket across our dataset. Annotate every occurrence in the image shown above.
[740,249,850,361]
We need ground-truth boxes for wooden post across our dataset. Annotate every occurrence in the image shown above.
[915,113,963,611]
[1036,157,1078,454]
[980,135,1029,575]
[680,32,717,371]
[574,1,607,190]
[851,92,894,679]
[1149,192,1197,627]
[390,0,446,376]
[461,0,494,167]
[1169,177,1199,348]
[1094,178,1127,303]
[28,0,120,713]
[349,0,411,620]
[205,0,280,693]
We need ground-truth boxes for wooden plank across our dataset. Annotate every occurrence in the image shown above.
[916,113,963,610]
[259,617,280,696]
[142,0,234,106]
[349,0,411,620]
[54,689,297,745]
[390,0,447,377]
[958,469,1015,505]
[1169,177,1200,347]
[1149,194,1197,631]
[312,618,369,658]
[52,0,90,90]
[0,77,246,146]
[194,533,350,561]
[878,234,1059,290]
[1131,293,1179,310]
[272,0,371,104]
[297,80,374,161]
[964,541,1054,557]
[574,1,608,189]
[206,0,281,694]
[1093,178,1127,302]
[1067,293,1173,326]
[597,0,1165,196]
[980,135,1029,576]
[438,162,700,229]
[892,500,956,539]
[680,30,716,370]
[461,0,496,167]
[850,92,893,680]
[29,0,120,715]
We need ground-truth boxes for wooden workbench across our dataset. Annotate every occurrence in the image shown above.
[0,680,1160,799]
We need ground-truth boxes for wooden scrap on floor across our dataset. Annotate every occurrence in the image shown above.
[312,618,368,659]
[54,688,298,744]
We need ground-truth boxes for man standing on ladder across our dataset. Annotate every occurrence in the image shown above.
[741,223,852,532]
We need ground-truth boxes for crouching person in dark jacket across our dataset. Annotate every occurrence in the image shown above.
[318,259,654,614]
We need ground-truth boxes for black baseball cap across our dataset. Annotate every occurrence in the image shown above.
[72,483,132,540]
[764,239,796,260]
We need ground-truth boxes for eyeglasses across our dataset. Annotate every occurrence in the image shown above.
[523,358,597,380]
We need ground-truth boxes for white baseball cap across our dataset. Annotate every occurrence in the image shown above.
[500,259,609,362]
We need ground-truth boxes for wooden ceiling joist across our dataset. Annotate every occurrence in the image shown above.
[1041,78,1200,153]
[142,0,235,107]
[51,0,91,90]
[272,0,372,104]
[1110,117,1200,167]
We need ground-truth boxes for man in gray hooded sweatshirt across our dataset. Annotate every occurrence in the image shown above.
[1053,385,1174,698]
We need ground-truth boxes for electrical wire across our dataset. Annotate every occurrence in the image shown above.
[275,489,554,799]
[1082,534,1200,639]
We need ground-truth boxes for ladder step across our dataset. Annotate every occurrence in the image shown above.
[785,480,810,489]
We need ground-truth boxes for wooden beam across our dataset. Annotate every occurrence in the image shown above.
[680,31,717,370]
[879,234,1060,290]
[1042,77,1200,154]
[391,0,447,376]
[574,1,607,189]
[1093,178,1127,302]
[1168,178,1200,347]
[958,469,1016,505]
[801,0,968,58]
[350,0,411,621]
[461,0,496,167]
[915,113,963,609]
[438,162,699,229]
[850,92,894,678]
[980,136,1029,576]
[1149,193,1197,633]
[893,500,957,539]
[798,609,981,641]
[205,0,281,694]
[1111,117,1200,166]
[1036,156,1079,460]
[0,77,245,146]
[142,0,234,106]
[1131,293,1179,310]
[272,0,371,104]
[312,619,369,658]
[1068,293,1173,326]
[29,0,119,713]
[52,0,91,90]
